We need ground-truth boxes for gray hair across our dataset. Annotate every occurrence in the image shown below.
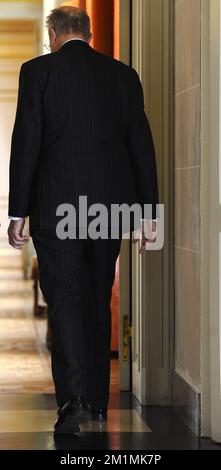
[46,6,91,40]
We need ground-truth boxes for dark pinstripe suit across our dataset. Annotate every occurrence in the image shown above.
[8,40,159,407]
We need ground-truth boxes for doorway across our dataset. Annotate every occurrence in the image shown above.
[0,0,174,410]
[93,0,174,405]
[122,0,174,406]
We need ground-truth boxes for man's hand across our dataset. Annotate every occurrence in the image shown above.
[132,220,157,254]
[8,218,28,250]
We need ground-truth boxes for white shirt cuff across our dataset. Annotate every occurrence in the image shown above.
[9,216,22,221]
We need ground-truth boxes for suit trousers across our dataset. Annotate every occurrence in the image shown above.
[32,230,122,408]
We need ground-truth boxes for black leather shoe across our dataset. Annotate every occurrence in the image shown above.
[54,420,80,435]
[54,401,80,435]
[87,404,108,422]
[54,396,91,435]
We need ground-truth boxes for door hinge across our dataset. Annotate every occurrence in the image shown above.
[123,316,132,361]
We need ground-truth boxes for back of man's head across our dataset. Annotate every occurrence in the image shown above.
[46,6,91,41]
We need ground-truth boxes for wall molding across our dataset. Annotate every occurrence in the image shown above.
[172,370,201,435]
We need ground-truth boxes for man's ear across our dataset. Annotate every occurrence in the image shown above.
[49,27,56,43]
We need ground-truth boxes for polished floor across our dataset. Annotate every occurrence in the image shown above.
[0,392,220,450]
[0,244,220,450]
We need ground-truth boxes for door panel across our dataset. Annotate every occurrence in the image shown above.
[131,0,173,405]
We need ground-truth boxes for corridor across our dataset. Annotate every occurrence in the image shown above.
[0,241,53,395]
[1,0,221,452]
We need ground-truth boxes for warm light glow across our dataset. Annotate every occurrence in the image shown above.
[59,0,86,7]
[43,0,58,54]
[85,0,93,46]
[85,0,114,56]
[114,0,119,59]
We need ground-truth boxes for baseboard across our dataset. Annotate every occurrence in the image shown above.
[172,370,201,435]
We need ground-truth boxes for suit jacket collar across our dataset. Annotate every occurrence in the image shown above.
[60,39,90,51]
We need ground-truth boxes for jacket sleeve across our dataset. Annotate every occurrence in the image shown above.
[8,61,42,218]
[127,68,159,219]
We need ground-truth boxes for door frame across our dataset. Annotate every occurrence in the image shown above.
[118,0,132,391]
[200,0,210,438]
[131,0,174,406]
[119,0,174,404]
[201,0,221,441]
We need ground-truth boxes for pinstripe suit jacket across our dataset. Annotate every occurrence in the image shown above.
[8,40,159,234]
